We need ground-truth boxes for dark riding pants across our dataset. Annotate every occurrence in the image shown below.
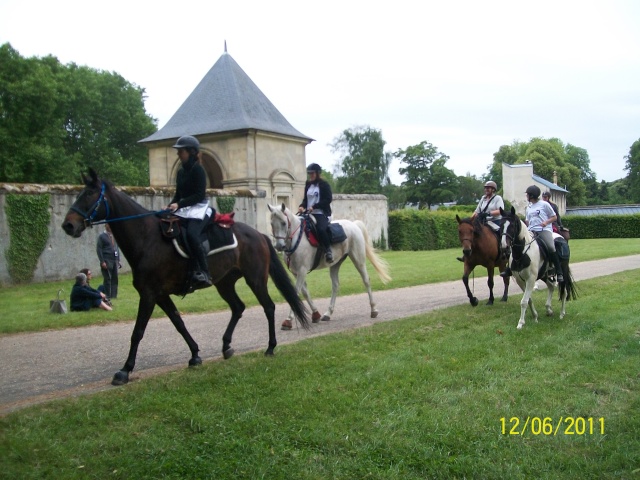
[312,213,331,250]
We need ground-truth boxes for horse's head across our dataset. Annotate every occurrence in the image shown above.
[267,203,294,252]
[456,214,478,259]
[62,169,109,238]
[498,206,522,259]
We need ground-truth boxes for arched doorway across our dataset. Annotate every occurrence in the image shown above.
[168,152,224,189]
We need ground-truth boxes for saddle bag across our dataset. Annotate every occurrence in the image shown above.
[555,237,570,261]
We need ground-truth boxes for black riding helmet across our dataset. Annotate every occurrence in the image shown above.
[525,185,541,199]
[173,135,200,152]
[306,163,322,173]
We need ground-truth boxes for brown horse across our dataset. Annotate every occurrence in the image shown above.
[62,170,309,386]
[456,215,510,306]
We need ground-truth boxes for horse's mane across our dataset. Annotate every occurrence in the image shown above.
[103,180,151,214]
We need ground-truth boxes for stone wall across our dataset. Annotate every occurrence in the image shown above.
[0,184,388,285]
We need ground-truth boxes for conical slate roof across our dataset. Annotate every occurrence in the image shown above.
[140,52,312,143]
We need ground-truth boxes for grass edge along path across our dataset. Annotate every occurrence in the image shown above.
[1,238,639,335]
[1,270,638,479]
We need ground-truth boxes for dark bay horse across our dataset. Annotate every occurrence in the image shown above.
[456,215,510,306]
[62,170,309,385]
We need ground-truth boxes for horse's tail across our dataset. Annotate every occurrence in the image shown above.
[265,235,310,329]
[559,261,578,301]
[354,221,392,284]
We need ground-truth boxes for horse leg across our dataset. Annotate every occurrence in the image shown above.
[321,262,343,322]
[462,269,479,307]
[299,280,321,322]
[215,275,245,359]
[545,281,554,316]
[486,268,495,305]
[349,253,378,318]
[500,269,510,302]
[112,295,155,385]
[156,295,202,366]
[517,280,537,329]
[243,276,278,357]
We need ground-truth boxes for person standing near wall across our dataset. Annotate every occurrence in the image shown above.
[97,223,120,299]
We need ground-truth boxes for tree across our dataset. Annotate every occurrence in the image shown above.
[457,174,484,205]
[624,138,640,202]
[489,137,588,206]
[0,43,157,185]
[330,126,390,194]
[396,141,458,209]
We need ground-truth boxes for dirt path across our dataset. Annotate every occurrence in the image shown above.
[2,255,639,415]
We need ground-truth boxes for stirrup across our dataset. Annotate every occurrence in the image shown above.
[500,267,512,278]
[191,272,212,290]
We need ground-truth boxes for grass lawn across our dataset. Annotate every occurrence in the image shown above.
[1,238,639,335]
[0,270,638,478]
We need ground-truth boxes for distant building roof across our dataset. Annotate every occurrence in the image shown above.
[565,205,640,216]
[532,174,569,194]
[140,52,312,143]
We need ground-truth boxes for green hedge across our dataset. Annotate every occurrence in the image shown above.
[389,210,465,251]
[388,210,640,251]
[562,214,640,239]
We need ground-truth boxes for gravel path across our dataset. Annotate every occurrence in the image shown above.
[2,255,639,414]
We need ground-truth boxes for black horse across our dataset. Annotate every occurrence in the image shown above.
[62,170,309,385]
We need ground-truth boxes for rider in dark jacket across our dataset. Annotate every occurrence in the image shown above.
[166,135,213,290]
[298,163,334,262]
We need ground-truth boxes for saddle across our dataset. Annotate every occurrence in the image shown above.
[159,212,237,258]
[529,233,570,279]
[298,214,347,272]
[302,214,347,247]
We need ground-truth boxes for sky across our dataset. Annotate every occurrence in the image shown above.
[1,0,639,185]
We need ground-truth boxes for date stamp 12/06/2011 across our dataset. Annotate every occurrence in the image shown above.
[500,417,605,436]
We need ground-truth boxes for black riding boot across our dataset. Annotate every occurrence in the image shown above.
[325,246,334,263]
[550,251,564,283]
[191,244,212,290]
[500,266,512,278]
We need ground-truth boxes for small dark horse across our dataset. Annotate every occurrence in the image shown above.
[62,170,309,385]
[456,215,510,306]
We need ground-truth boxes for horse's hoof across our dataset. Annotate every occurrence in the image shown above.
[470,297,479,307]
[264,350,275,357]
[112,370,129,386]
[517,325,524,330]
[189,356,202,367]
[281,320,293,330]
[223,348,235,360]
[486,300,494,306]
[311,311,322,323]
[321,315,330,322]
[371,311,379,318]
[501,297,508,302]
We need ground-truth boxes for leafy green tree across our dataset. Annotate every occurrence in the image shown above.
[395,141,457,209]
[0,43,156,185]
[624,138,640,202]
[382,183,407,211]
[331,126,390,194]
[457,174,484,205]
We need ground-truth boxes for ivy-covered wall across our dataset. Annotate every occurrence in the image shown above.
[5,194,51,283]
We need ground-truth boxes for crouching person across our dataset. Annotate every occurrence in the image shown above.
[70,273,113,311]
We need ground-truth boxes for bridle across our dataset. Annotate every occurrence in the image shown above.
[70,183,110,227]
[501,215,535,259]
[272,210,304,255]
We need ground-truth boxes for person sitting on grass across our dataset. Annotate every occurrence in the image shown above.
[70,273,112,312]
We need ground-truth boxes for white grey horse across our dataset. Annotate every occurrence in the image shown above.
[268,204,391,329]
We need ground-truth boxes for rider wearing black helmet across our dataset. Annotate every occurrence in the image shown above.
[166,135,213,290]
[541,191,563,231]
[298,163,334,263]
[501,185,564,282]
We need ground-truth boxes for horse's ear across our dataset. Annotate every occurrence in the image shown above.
[267,204,274,213]
[281,203,286,212]
[510,206,516,215]
[456,214,462,224]
[83,168,100,188]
